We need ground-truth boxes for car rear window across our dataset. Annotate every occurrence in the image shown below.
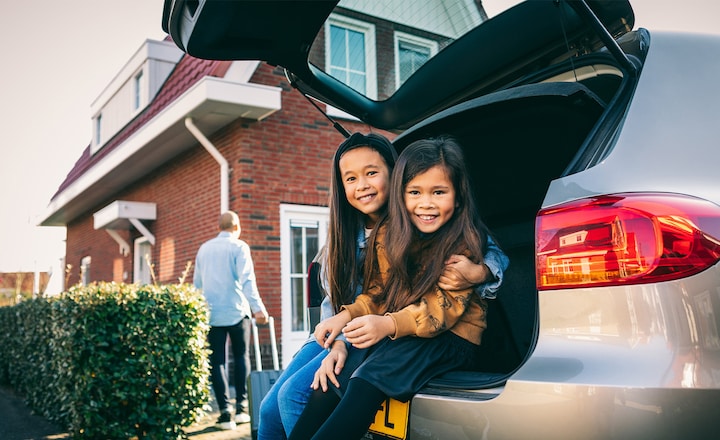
[308,0,521,101]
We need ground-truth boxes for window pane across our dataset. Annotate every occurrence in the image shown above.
[291,277,305,331]
[349,72,366,95]
[307,228,319,262]
[347,30,365,71]
[289,222,319,332]
[328,22,367,95]
[134,71,143,110]
[399,40,431,84]
[95,115,102,145]
[291,227,303,273]
[330,67,347,84]
[330,25,346,67]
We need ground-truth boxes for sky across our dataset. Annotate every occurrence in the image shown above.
[0,1,167,277]
[1,0,719,287]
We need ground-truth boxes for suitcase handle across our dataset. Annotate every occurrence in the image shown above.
[251,316,279,371]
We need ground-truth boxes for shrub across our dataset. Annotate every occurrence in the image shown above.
[0,282,211,439]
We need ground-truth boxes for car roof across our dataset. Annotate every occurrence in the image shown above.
[163,0,634,131]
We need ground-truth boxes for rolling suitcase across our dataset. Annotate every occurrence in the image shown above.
[248,316,282,440]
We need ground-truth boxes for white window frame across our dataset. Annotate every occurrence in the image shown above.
[394,31,438,88]
[133,237,152,285]
[279,204,329,368]
[325,14,377,101]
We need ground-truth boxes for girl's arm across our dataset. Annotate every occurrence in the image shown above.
[312,246,352,348]
[474,235,509,298]
[314,280,387,349]
[344,285,475,347]
[438,235,509,297]
[342,314,395,348]
[313,309,352,349]
[326,285,385,348]
[343,254,477,347]
[311,339,348,392]
[438,255,488,290]
[387,284,474,340]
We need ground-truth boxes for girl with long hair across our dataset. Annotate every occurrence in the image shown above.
[257,132,396,439]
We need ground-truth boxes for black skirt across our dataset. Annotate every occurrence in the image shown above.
[334,331,480,402]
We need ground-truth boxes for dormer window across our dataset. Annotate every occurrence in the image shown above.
[95,114,102,146]
[133,70,144,111]
[89,39,183,155]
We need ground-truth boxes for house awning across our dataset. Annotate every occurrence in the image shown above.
[93,201,157,256]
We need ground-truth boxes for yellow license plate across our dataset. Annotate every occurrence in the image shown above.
[367,397,410,440]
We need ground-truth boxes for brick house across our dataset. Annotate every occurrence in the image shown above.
[40,2,481,366]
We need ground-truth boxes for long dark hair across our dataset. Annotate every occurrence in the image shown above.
[369,136,489,312]
[325,132,397,313]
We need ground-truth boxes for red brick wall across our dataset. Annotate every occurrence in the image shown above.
[66,216,131,285]
[64,146,218,287]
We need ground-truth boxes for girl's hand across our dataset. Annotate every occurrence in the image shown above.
[314,310,351,349]
[312,341,348,392]
[438,254,488,291]
[343,315,395,349]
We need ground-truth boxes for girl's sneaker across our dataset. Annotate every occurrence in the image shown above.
[215,411,236,430]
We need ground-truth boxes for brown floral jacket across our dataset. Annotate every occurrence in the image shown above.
[342,224,487,345]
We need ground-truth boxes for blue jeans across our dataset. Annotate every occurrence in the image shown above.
[257,339,326,440]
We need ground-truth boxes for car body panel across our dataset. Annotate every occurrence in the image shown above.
[544,32,720,209]
[410,382,719,439]
[408,264,720,439]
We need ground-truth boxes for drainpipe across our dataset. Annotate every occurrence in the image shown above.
[184,117,229,213]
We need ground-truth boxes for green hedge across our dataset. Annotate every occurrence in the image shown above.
[0,282,211,439]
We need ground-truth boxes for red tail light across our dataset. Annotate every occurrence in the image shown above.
[536,193,720,290]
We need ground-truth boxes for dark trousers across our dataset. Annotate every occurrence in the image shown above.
[208,317,251,413]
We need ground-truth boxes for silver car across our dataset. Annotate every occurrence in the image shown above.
[163,0,720,438]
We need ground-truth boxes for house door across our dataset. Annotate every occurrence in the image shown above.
[280,204,328,368]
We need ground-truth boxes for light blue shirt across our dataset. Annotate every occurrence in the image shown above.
[194,231,267,327]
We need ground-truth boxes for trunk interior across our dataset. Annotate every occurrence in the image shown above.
[394,74,621,390]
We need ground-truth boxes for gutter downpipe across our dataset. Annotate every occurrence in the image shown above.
[184,117,229,213]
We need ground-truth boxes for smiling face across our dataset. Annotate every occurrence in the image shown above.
[339,146,391,228]
[404,164,456,234]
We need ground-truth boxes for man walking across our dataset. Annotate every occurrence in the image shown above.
[194,211,268,430]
